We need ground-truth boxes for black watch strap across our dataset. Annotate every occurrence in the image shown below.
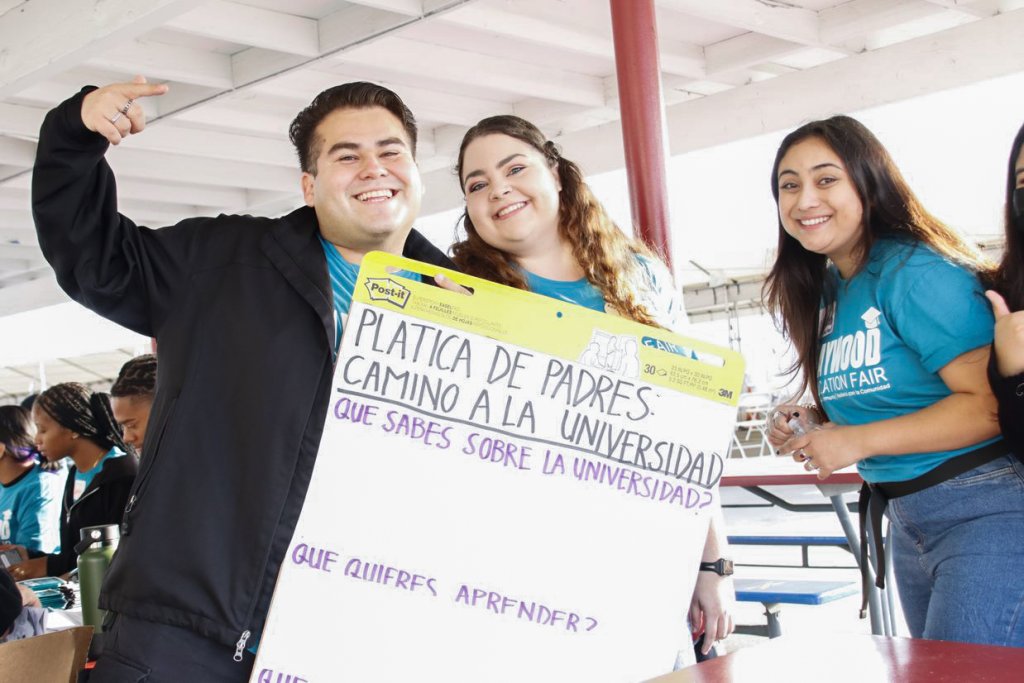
[699,558,734,576]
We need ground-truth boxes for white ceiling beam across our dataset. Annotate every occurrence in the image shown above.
[231,2,473,87]
[420,8,1024,217]
[819,0,948,49]
[165,0,320,57]
[85,40,234,90]
[0,231,36,250]
[0,103,46,139]
[656,0,822,47]
[0,195,203,227]
[316,5,411,55]
[0,265,52,287]
[0,210,32,229]
[105,147,297,193]
[254,69,509,128]
[101,1,473,129]
[438,4,711,78]
[229,49,312,91]
[922,0,1003,16]
[0,190,29,213]
[0,137,36,168]
[0,273,65,316]
[0,0,204,97]
[705,33,805,76]
[4,172,247,210]
[121,123,296,167]
[440,4,612,57]
[0,244,44,264]
[238,191,305,218]
[346,0,424,15]
[169,105,293,139]
[335,37,607,107]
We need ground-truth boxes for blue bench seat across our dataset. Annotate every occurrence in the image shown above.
[733,577,858,638]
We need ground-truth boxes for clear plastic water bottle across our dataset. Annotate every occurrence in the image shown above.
[786,409,820,436]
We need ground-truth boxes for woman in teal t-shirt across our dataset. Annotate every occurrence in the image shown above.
[0,406,62,555]
[765,115,1024,646]
[449,115,731,663]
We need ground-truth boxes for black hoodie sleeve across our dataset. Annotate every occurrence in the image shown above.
[988,343,1024,458]
[32,87,200,338]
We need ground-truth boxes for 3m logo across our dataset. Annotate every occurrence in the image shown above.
[364,278,411,309]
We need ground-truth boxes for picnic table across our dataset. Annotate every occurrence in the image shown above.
[648,634,1024,682]
[720,457,896,637]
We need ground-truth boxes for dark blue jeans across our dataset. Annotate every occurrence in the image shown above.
[888,455,1024,645]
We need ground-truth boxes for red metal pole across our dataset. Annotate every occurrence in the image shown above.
[609,0,673,272]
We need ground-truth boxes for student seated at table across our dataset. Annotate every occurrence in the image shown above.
[449,115,734,662]
[984,120,1024,456]
[0,406,63,558]
[110,354,157,457]
[0,560,45,642]
[764,115,1024,646]
[6,383,137,581]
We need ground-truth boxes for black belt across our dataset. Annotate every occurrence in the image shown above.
[857,439,1007,618]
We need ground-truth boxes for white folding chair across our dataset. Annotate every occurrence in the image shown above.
[731,392,773,457]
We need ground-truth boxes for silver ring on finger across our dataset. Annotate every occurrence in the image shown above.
[109,99,134,124]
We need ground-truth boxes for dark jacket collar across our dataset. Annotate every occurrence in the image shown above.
[262,206,457,352]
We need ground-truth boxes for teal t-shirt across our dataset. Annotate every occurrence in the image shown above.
[318,236,419,354]
[0,463,64,554]
[72,448,124,501]
[817,238,998,483]
[524,254,687,332]
[525,270,606,312]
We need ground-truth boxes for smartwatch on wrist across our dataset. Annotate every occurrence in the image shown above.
[699,558,734,576]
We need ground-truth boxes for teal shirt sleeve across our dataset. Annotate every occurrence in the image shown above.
[887,256,993,374]
[14,480,47,554]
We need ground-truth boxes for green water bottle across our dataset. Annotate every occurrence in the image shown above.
[75,524,119,633]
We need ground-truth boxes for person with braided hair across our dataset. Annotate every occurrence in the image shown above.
[110,354,157,455]
[6,383,137,581]
[451,116,733,664]
[0,406,63,557]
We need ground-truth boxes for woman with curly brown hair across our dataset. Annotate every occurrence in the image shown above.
[452,115,684,331]
[451,116,731,663]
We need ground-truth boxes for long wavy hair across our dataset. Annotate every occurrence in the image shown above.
[451,115,663,326]
[992,121,1024,311]
[763,115,993,408]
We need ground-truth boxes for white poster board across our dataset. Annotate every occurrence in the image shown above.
[252,253,744,683]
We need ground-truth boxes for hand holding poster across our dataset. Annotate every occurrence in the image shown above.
[252,253,744,682]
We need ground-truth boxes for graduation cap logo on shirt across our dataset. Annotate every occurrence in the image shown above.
[861,307,882,330]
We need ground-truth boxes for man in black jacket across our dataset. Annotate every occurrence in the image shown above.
[33,76,455,681]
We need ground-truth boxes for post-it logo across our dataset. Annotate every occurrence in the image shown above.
[364,278,411,309]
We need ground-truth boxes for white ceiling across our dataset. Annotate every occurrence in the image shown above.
[2,0,1024,397]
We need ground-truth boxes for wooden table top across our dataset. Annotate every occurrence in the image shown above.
[647,635,1024,683]
[721,456,863,487]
